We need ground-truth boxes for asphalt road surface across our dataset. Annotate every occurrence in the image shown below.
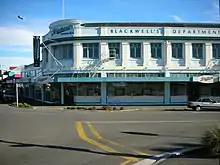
[0,104,219,165]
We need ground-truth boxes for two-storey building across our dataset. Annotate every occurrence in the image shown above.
[20,19,220,105]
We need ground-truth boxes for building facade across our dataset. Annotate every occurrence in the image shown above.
[20,19,220,105]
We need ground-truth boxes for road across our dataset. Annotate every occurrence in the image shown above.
[0,104,219,165]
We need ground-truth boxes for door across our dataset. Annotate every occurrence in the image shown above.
[188,83,200,101]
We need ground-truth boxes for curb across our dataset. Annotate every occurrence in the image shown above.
[132,146,202,165]
[153,146,202,165]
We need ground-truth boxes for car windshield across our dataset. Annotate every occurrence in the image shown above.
[197,98,218,103]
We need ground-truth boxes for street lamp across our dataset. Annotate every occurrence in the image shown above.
[17,15,65,106]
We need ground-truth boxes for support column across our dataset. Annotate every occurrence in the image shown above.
[101,82,107,105]
[205,42,212,66]
[73,43,82,69]
[122,42,129,68]
[100,41,108,68]
[185,42,192,68]
[41,84,44,102]
[164,41,172,68]
[164,82,171,105]
[28,85,31,98]
[61,83,64,105]
[143,42,150,67]
[47,45,53,69]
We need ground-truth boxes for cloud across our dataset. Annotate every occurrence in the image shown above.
[0,18,51,68]
[169,15,183,22]
[0,18,51,54]
[0,56,33,70]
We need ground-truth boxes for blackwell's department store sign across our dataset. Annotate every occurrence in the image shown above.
[109,28,162,34]
[109,27,220,36]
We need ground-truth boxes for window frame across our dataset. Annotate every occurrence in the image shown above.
[171,43,183,59]
[108,43,121,59]
[212,43,220,59]
[151,43,162,59]
[82,43,99,59]
[130,43,142,59]
[192,43,204,59]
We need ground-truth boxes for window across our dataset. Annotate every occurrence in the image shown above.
[42,48,48,62]
[192,43,203,59]
[172,43,183,59]
[130,43,141,58]
[53,44,73,60]
[151,43,162,59]
[212,43,220,59]
[83,43,99,59]
[108,43,120,59]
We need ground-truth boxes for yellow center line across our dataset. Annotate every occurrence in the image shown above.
[75,122,138,163]
[87,122,150,156]
[120,159,132,165]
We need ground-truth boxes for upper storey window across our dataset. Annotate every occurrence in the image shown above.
[53,44,73,60]
[83,43,99,59]
[151,43,162,59]
[130,43,141,58]
[212,43,220,59]
[42,48,48,62]
[108,43,120,59]
[192,43,204,59]
[172,43,183,59]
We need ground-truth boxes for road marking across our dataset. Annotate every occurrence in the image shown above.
[80,120,220,124]
[75,122,139,164]
[120,159,132,165]
[87,122,149,156]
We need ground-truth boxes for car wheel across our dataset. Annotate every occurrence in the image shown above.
[196,106,201,111]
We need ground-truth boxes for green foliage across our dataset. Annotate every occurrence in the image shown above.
[103,105,111,110]
[202,125,220,156]
[10,102,32,109]
[65,105,124,111]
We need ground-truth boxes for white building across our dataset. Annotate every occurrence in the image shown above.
[20,19,220,105]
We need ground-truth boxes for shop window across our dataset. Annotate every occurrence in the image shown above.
[211,87,220,96]
[171,83,186,96]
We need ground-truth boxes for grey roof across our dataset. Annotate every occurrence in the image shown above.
[81,22,220,28]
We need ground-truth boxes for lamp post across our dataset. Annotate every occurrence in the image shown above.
[17,15,66,106]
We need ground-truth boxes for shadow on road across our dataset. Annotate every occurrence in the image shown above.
[0,139,158,160]
[121,131,200,139]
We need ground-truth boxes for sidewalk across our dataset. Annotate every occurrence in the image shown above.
[33,105,190,111]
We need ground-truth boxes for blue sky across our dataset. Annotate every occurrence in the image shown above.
[0,0,219,70]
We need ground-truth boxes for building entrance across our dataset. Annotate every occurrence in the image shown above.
[187,83,200,101]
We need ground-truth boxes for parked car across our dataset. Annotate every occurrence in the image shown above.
[187,97,220,111]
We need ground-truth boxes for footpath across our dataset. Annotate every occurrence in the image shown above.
[33,105,190,111]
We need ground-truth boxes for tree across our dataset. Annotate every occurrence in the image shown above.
[202,125,220,165]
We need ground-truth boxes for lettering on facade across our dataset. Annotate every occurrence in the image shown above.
[109,28,220,36]
[110,28,162,34]
[51,25,74,36]
[172,29,220,35]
